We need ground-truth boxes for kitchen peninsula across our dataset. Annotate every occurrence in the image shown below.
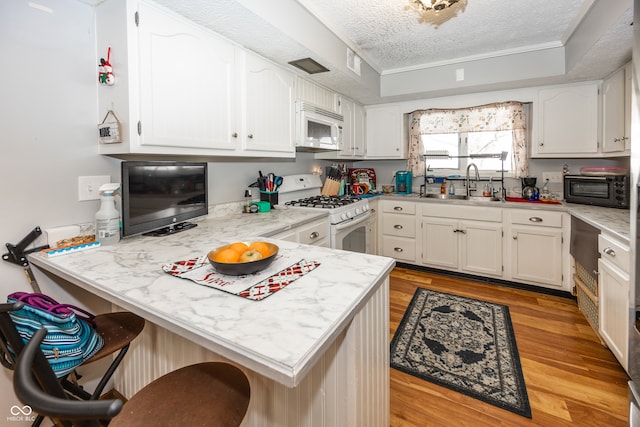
[28,208,395,426]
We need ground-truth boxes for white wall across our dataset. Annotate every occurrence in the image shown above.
[0,0,108,422]
[0,1,321,420]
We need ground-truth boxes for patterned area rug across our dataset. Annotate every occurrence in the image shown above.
[390,288,531,418]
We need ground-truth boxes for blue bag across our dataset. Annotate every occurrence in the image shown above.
[6,292,104,378]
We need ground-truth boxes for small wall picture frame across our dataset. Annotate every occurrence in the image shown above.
[98,110,121,144]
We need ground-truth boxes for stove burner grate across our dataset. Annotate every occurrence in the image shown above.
[285,195,359,209]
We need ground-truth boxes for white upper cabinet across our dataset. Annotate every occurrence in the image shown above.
[365,105,407,159]
[294,76,339,113]
[97,0,294,158]
[531,83,599,157]
[138,1,237,152]
[601,64,631,155]
[241,50,295,156]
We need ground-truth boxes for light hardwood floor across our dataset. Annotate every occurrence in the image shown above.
[390,267,630,427]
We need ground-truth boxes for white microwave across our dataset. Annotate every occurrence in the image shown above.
[295,101,343,152]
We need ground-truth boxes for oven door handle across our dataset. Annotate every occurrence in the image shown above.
[333,211,372,231]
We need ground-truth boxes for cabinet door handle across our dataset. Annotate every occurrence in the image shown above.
[231,132,238,138]
[394,224,403,230]
[309,231,319,239]
[248,134,254,139]
[393,206,403,211]
[603,247,616,257]
[394,247,404,252]
[454,229,466,234]
[513,235,517,240]
[529,217,543,223]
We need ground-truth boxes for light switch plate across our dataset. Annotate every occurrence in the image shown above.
[78,175,111,201]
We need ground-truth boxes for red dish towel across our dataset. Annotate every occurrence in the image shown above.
[162,254,320,301]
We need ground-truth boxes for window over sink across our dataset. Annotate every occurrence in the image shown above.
[407,102,530,178]
[422,130,514,174]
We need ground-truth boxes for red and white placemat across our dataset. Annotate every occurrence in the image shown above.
[161,253,320,301]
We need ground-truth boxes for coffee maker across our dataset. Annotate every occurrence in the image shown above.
[521,177,539,200]
[395,171,412,194]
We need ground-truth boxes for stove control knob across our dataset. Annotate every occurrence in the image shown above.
[363,205,369,211]
[341,213,348,221]
[355,207,362,215]
[347,211,354,218]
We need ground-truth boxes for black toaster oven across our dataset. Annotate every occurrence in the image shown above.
[563,174,629,208]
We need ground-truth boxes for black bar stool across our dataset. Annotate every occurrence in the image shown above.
[11,316,251,426]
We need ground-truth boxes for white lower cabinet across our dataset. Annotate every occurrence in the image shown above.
[380,201,416,262]
[508,209,565,288]
[377,199,571,292]
[266,218,329,247]
[421,205,503,278]
[598,233,630,371]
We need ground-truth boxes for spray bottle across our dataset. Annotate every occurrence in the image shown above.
[95,183,121,246]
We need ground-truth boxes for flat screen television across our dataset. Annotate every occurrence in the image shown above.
[121,161,208,237]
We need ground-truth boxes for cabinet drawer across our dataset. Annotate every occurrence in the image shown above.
[599,234,630,273]
[298,220,328,245]
[382,200,416,215]
[382,214,416,238]
[510,209,563,228]
[381,236,416,262]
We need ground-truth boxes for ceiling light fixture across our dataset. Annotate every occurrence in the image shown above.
[411,0,459,12]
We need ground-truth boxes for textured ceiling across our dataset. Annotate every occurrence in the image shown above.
[298,0,588,72]
[148,0,633,103]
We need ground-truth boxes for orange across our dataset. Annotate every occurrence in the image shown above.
[228,242,249,255]
[214,248,241,263]
[248,241,271,258]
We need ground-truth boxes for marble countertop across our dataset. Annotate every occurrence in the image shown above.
[380,192,630,244]
[564,205,631,244]
[28,207,396,387]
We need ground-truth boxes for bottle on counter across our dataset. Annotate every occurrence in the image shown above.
[448,180,455,195]
[96,183,121,246]
[440,179,447,194]
[243,189,252,213]
[483,183,491,197]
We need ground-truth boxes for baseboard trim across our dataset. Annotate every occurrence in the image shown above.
[395,262,575,300]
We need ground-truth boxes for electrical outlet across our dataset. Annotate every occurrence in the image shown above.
[78,175,111,201]
[542,172,563,184]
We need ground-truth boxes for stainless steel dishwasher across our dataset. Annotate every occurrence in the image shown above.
[570,216,601,335]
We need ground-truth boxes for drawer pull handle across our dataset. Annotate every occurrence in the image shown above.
[309,231,319,239]
[394,247,404,252]
[529,217,543,223]
[393,206,403,211]
[394,224,403,230]
[454,229,466,234]
[231,132,238,138]
[603,247,616,257]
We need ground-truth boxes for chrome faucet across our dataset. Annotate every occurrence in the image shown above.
[466,163,479,196]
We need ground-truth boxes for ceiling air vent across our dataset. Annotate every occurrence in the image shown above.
[346,48,361,76]
[288,58,329,74]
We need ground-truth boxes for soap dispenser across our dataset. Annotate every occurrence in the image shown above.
[448,180,455,195]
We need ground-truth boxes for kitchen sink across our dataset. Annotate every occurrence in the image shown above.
[421,194,468,200]
[421,194,502,202]
[466,196,502,202]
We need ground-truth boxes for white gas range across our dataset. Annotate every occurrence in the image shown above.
[277,174,373,253]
